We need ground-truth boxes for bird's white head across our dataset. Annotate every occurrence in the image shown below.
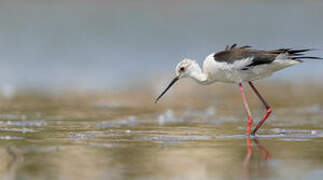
[155,58,207,103]
[175,58,200,78]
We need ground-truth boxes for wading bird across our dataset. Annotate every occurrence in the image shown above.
[155,44,321,135]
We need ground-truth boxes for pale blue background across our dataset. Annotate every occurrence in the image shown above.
[0,0,322,90]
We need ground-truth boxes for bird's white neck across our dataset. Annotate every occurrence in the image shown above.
[188,64,209,85]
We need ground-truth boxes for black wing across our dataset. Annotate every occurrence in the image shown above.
[213,45,275,70]
[213,44,321,70]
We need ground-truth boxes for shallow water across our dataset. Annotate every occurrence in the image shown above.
[0,95,322,180]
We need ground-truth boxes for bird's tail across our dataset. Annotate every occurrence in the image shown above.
[272,48,322,62]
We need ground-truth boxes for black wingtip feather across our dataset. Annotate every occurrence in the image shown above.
[288,48,322,60]
[296,56,323,60]
[288,49,313,55]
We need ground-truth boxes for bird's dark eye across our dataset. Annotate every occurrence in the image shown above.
[179,67,185,72]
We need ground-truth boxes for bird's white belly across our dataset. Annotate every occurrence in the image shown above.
[204,58,299,83]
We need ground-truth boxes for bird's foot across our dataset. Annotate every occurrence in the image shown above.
[250,130,256,137]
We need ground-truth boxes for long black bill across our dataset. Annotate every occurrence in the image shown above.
[155,76,179,103]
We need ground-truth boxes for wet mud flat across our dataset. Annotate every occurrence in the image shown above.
[0,82,322,180]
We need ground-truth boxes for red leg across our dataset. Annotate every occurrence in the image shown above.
[239,83,253,135]
[248,82,272,135]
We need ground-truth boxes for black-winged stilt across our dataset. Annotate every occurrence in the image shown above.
[155,44,322,135]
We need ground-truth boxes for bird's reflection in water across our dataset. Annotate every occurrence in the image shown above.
[242,136,271,179]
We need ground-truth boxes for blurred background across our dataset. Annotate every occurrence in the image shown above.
[0,1,323,180]
[0,0,322,94]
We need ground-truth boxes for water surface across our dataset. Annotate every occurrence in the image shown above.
[0,90,322,180]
